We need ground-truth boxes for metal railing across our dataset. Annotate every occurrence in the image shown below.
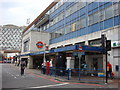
[41,67,105,83]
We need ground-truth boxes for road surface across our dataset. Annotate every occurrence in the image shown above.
[2,64,105,89]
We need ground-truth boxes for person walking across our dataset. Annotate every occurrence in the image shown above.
[21,61,26,76]
[107,62,113,79]
[82,62,87,75]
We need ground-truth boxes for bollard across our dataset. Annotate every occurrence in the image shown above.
[68,68,71,80]
[50,67,52,76]
[55,68,57,77]
[78,68,81,80]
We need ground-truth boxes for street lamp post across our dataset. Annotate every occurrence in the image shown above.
[78,46,82,80]
[43,45,46,66]
[101,34,108,84]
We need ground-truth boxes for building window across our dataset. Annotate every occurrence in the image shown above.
[54,29,64,38]
[65,25,71,34]
[88,14,93,25]
[88,11,99,25]
[105,6,113,19]
[77,2,85,10]
[51,32,55,39]
[99,10,105,21]
[24,40,29,52]
[76,18,86,30]
[113,3,119,16]
[93,12,99,24]
[71,23,76,32]
[80,18,86,28]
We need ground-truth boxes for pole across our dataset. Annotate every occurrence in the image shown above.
[101,34,108,84]
[43,46,46,66]
[105,38,108,84]
[78,52,81,80]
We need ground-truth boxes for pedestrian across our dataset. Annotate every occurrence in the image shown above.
[41,63,44,74]
[46,60,50,75]
[21,61,26,76]
[17,60,20,66]
[15,61,17,66]
[50,59,53,75]
[107,61,113,79]
[82,62,87,75]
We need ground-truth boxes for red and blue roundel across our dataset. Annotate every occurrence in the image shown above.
[36,41,44,48]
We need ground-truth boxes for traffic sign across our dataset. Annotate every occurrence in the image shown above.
[79,46,82,52]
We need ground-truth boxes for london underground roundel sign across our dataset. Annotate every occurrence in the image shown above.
[36,41,44,48]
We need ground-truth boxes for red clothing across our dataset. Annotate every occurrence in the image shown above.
[107,63,112,69]
[46,61,50,74]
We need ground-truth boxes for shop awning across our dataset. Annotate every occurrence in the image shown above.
[80,45,103,52]
[20,45,103,56]
[29,51,44,56]
[50,45,78,53]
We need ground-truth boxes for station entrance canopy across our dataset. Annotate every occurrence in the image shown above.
[20,45,103,56]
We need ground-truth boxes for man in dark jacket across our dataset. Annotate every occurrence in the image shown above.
[21,61,26,76]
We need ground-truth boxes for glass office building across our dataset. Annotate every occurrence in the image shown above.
[33,1,120,44]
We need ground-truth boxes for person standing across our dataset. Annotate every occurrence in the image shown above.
[46,60,50,75]
[50,59,53,75]
[41,63,45,74]
[107,62,112,79]
[21,61,26,76]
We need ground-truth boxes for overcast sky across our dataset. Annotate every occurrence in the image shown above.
[0,0,54,26]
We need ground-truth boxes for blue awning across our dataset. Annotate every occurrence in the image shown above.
[20,45,103,56]
[29,51,44,56]
[78,45,103,52]
[50,45,77,53]
[20,53,30,56]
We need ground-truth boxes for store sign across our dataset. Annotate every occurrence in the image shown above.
[36,41,45,48]
[112,41,120,47]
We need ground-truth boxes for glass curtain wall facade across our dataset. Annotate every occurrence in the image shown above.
[36,0,119,44]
